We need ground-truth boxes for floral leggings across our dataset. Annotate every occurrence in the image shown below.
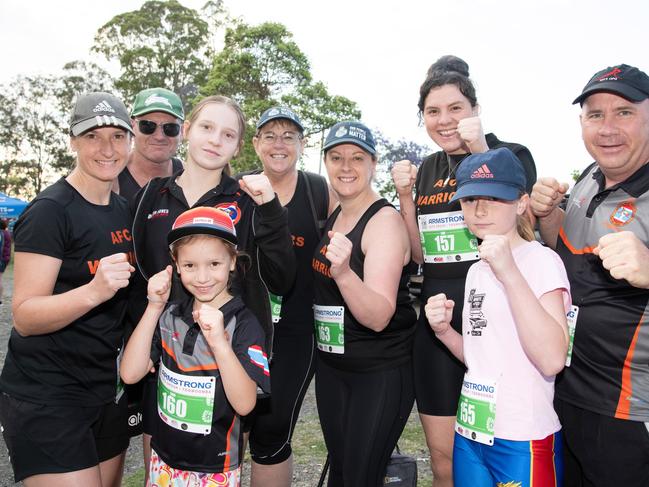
[149,448,241,487]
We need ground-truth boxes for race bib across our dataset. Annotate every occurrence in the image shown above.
[314,305,345,354]
[157,362,216,434]
[455,375,497,446]
[565,305,579,367]
[418,211,479,263]
[269,293,283,324]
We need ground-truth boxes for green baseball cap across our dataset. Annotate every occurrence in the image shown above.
[131,88,184,120]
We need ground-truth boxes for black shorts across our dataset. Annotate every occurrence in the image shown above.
[413,275,466,416]
[142,372,158,436]
[249,332,316,465]
[124,380,144,437]
[555,398,649,487]
[0,392,129,482]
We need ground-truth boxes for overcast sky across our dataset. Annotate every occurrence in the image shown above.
[2,0,648,184]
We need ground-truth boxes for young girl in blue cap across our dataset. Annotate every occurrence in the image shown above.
[425,147,570,487]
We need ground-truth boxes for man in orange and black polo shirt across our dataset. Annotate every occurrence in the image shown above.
[531,64,649,487]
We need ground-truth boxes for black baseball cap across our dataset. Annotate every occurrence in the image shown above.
[450,148,526,202]
[573,64,649,105]
[70,92,134,136]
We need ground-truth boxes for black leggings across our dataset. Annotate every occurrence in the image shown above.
[249,333,317,464]
[316,358,414,487]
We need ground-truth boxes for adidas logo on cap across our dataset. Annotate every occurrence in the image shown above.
[93,101,116,113]
[470,164,494,179]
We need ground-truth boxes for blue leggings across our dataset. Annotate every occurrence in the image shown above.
[454,431,563,487]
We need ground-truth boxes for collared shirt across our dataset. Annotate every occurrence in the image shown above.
[555,161,649,421]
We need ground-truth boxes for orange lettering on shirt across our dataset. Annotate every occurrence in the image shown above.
[87,259,100,275]
[433,179,445,188]
[292,235,305,248]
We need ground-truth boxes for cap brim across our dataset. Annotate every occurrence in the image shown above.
[450,182,521,203]
[572,82,648,105]
[71,116,134,136]
[131,107,184,121]
[323,138,376,155]
[167,225,238,247]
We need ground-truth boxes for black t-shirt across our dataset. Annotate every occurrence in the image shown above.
[415,133,536,280]
[275,173,320,337]
[150,296,270,472]
[0,178,133,406]
[118,157,183,203]
[312,199,416,372]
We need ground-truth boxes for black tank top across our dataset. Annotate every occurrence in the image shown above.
[276,172,321,336]
[312,198,416,372]
[118,158,183,202]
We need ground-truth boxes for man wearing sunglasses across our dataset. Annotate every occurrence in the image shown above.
[115,87,185,201]
[116,87,185,479]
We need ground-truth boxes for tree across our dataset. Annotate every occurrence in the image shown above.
[0,75,73,198]
[200,21,360,172]
[373,132,431,202]
[92,0,227,108]
[0,62,116,198]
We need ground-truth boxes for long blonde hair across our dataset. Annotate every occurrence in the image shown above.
[516,193,535,241]
[185,95,246,176]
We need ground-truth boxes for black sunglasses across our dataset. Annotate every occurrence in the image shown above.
[137,119,181,137]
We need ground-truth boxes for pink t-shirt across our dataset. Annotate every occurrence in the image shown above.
[462,240,571,441]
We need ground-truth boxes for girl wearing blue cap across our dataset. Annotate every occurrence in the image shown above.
[425,148,570,487]
[312,121,416,486]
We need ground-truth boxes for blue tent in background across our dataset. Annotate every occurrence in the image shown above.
[0,192,28,225]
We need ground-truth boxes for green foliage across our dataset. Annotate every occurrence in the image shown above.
[200,21,360,173]
[373,131,431,202]
[0,63,115,198]
[0,75,73,198]
[92,0,227,109]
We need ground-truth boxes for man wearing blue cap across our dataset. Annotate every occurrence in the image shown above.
[246,107,336,487]
[531,64,649,486]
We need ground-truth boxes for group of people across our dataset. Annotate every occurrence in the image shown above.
[0,54,646,487]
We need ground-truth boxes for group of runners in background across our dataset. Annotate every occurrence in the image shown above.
[0,55,648,487]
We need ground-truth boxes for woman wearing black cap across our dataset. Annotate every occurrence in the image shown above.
[0,92,135,486]
[312,121,416,486]
[391,55,537,486]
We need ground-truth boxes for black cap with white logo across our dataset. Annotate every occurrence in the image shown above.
[69,92,134,136]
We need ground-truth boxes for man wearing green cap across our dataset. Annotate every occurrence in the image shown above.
[116,87,185,483]
[115,87,185,201]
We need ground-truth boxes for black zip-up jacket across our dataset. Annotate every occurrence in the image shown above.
[129,172,296,356]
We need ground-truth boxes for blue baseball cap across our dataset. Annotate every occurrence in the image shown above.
[256,106,304,132]
[450,148,526,202]
[323,121,376,155]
